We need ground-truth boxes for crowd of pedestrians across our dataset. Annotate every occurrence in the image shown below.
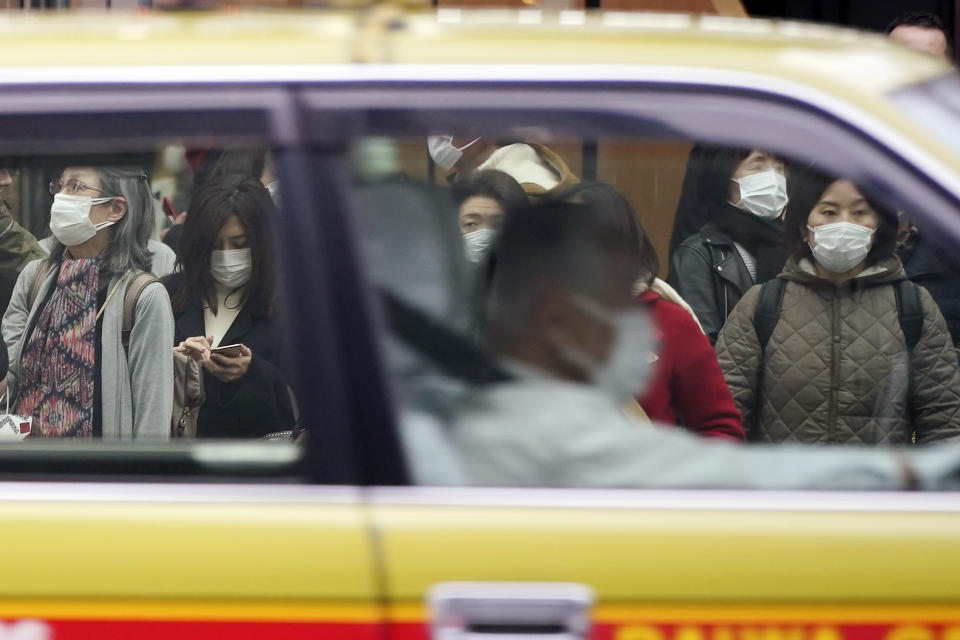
[0,150,294,441]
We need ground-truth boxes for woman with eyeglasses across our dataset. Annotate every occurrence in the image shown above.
[1,165,174,440]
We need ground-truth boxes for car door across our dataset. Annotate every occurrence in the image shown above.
[0,79,387,638]
[299,69,960,640]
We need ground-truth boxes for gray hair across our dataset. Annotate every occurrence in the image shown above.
[49,166,153,275]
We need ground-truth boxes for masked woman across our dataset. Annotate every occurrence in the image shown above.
[669,147,789,343]
[164,174,294,438]
[716,167,960,444]
[2,165,173,440]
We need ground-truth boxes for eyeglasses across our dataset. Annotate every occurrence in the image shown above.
[48,177,114,197]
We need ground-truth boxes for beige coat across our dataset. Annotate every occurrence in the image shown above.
[716,256,960,445]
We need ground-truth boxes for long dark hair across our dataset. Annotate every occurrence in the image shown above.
[783,164,898,266]
[170,174,277,316]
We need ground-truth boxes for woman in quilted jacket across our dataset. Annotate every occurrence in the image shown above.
[716,166,960,444]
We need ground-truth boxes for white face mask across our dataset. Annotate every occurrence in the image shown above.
[427,135,481,171]
[557,295,655,404]
[807,221,875,274]
[49,193,117,247]
[731,170,789,220]
[462,228,498,264]
[211,248,252,289]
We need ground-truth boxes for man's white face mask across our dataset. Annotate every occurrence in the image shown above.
[427,135,481,171]
[556,294,655,404]
[731,170,789,220]
[462,228,498,264]
[807,221,875,274]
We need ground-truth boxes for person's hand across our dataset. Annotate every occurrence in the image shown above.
[176,335,212,363]
[205,344,252,384]
[160,211,187,240]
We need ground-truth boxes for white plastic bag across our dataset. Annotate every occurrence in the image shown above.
[0,393,32,441]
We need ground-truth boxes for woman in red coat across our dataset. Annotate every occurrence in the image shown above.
[560,182,744,441]
[636,279,744,440]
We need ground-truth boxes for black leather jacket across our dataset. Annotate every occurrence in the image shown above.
[668,223,755,344]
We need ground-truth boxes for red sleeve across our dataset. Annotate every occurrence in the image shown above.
[660,300,746,441]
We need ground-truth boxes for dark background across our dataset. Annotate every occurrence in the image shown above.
[743,0,957,58]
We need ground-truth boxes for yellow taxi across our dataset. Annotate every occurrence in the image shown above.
[0,8,959,640]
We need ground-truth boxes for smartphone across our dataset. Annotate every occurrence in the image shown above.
[162,196,179,224]
[211,343,244,358]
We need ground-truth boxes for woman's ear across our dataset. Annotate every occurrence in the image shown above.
[107,197,128,222]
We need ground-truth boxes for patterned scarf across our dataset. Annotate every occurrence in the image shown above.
[17,256,103,438]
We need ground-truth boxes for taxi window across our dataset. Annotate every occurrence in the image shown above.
[347,130,960,490]
[0,142,311,478]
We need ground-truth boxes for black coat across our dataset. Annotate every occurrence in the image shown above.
[168,290,295,439]
[669,223,755,344]
[899,234,960,349]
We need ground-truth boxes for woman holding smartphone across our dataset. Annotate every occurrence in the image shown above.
[164,174,294,438]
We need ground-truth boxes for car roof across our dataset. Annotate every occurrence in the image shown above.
[0,9,949,92]
[2,9,958,182]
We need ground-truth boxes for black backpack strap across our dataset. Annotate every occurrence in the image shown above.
[754,277,787,352]
[895,279,924,354]
[381,289,512,386]
[120,272,161,351]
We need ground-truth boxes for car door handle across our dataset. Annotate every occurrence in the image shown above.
[428,582,594,640]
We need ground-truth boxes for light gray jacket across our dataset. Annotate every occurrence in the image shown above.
[3,259,174,441]
[451,371,960,490]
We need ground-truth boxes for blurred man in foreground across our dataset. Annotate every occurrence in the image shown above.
[451,200,960,489]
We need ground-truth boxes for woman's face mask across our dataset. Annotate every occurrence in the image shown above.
[49,193,117,247]
[211,248,252,289]
[807,221,875,274]
[731,170,789,220]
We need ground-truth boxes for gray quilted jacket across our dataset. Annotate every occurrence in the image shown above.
[716,256,960,445]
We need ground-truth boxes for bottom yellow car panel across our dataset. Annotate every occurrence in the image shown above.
[0,484,383,639]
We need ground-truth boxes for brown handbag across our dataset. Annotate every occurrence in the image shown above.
[121,273,204,439]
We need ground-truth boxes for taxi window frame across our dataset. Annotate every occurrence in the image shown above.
[0,81,393,486]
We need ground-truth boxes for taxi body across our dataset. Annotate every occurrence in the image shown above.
[0,9,959,640]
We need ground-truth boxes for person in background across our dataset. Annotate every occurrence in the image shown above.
[0,162,45,315]
[886,11,951,60]
[716,167,960,445]
[451,198,960,489]
[162,147,267,253]
[885,12,960,355]
[165,175,295,438]
[669,146,789,343]
[452,170,528,264]
[2,165,173,440]
[558,182,743,441]
[428,135,578,199]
